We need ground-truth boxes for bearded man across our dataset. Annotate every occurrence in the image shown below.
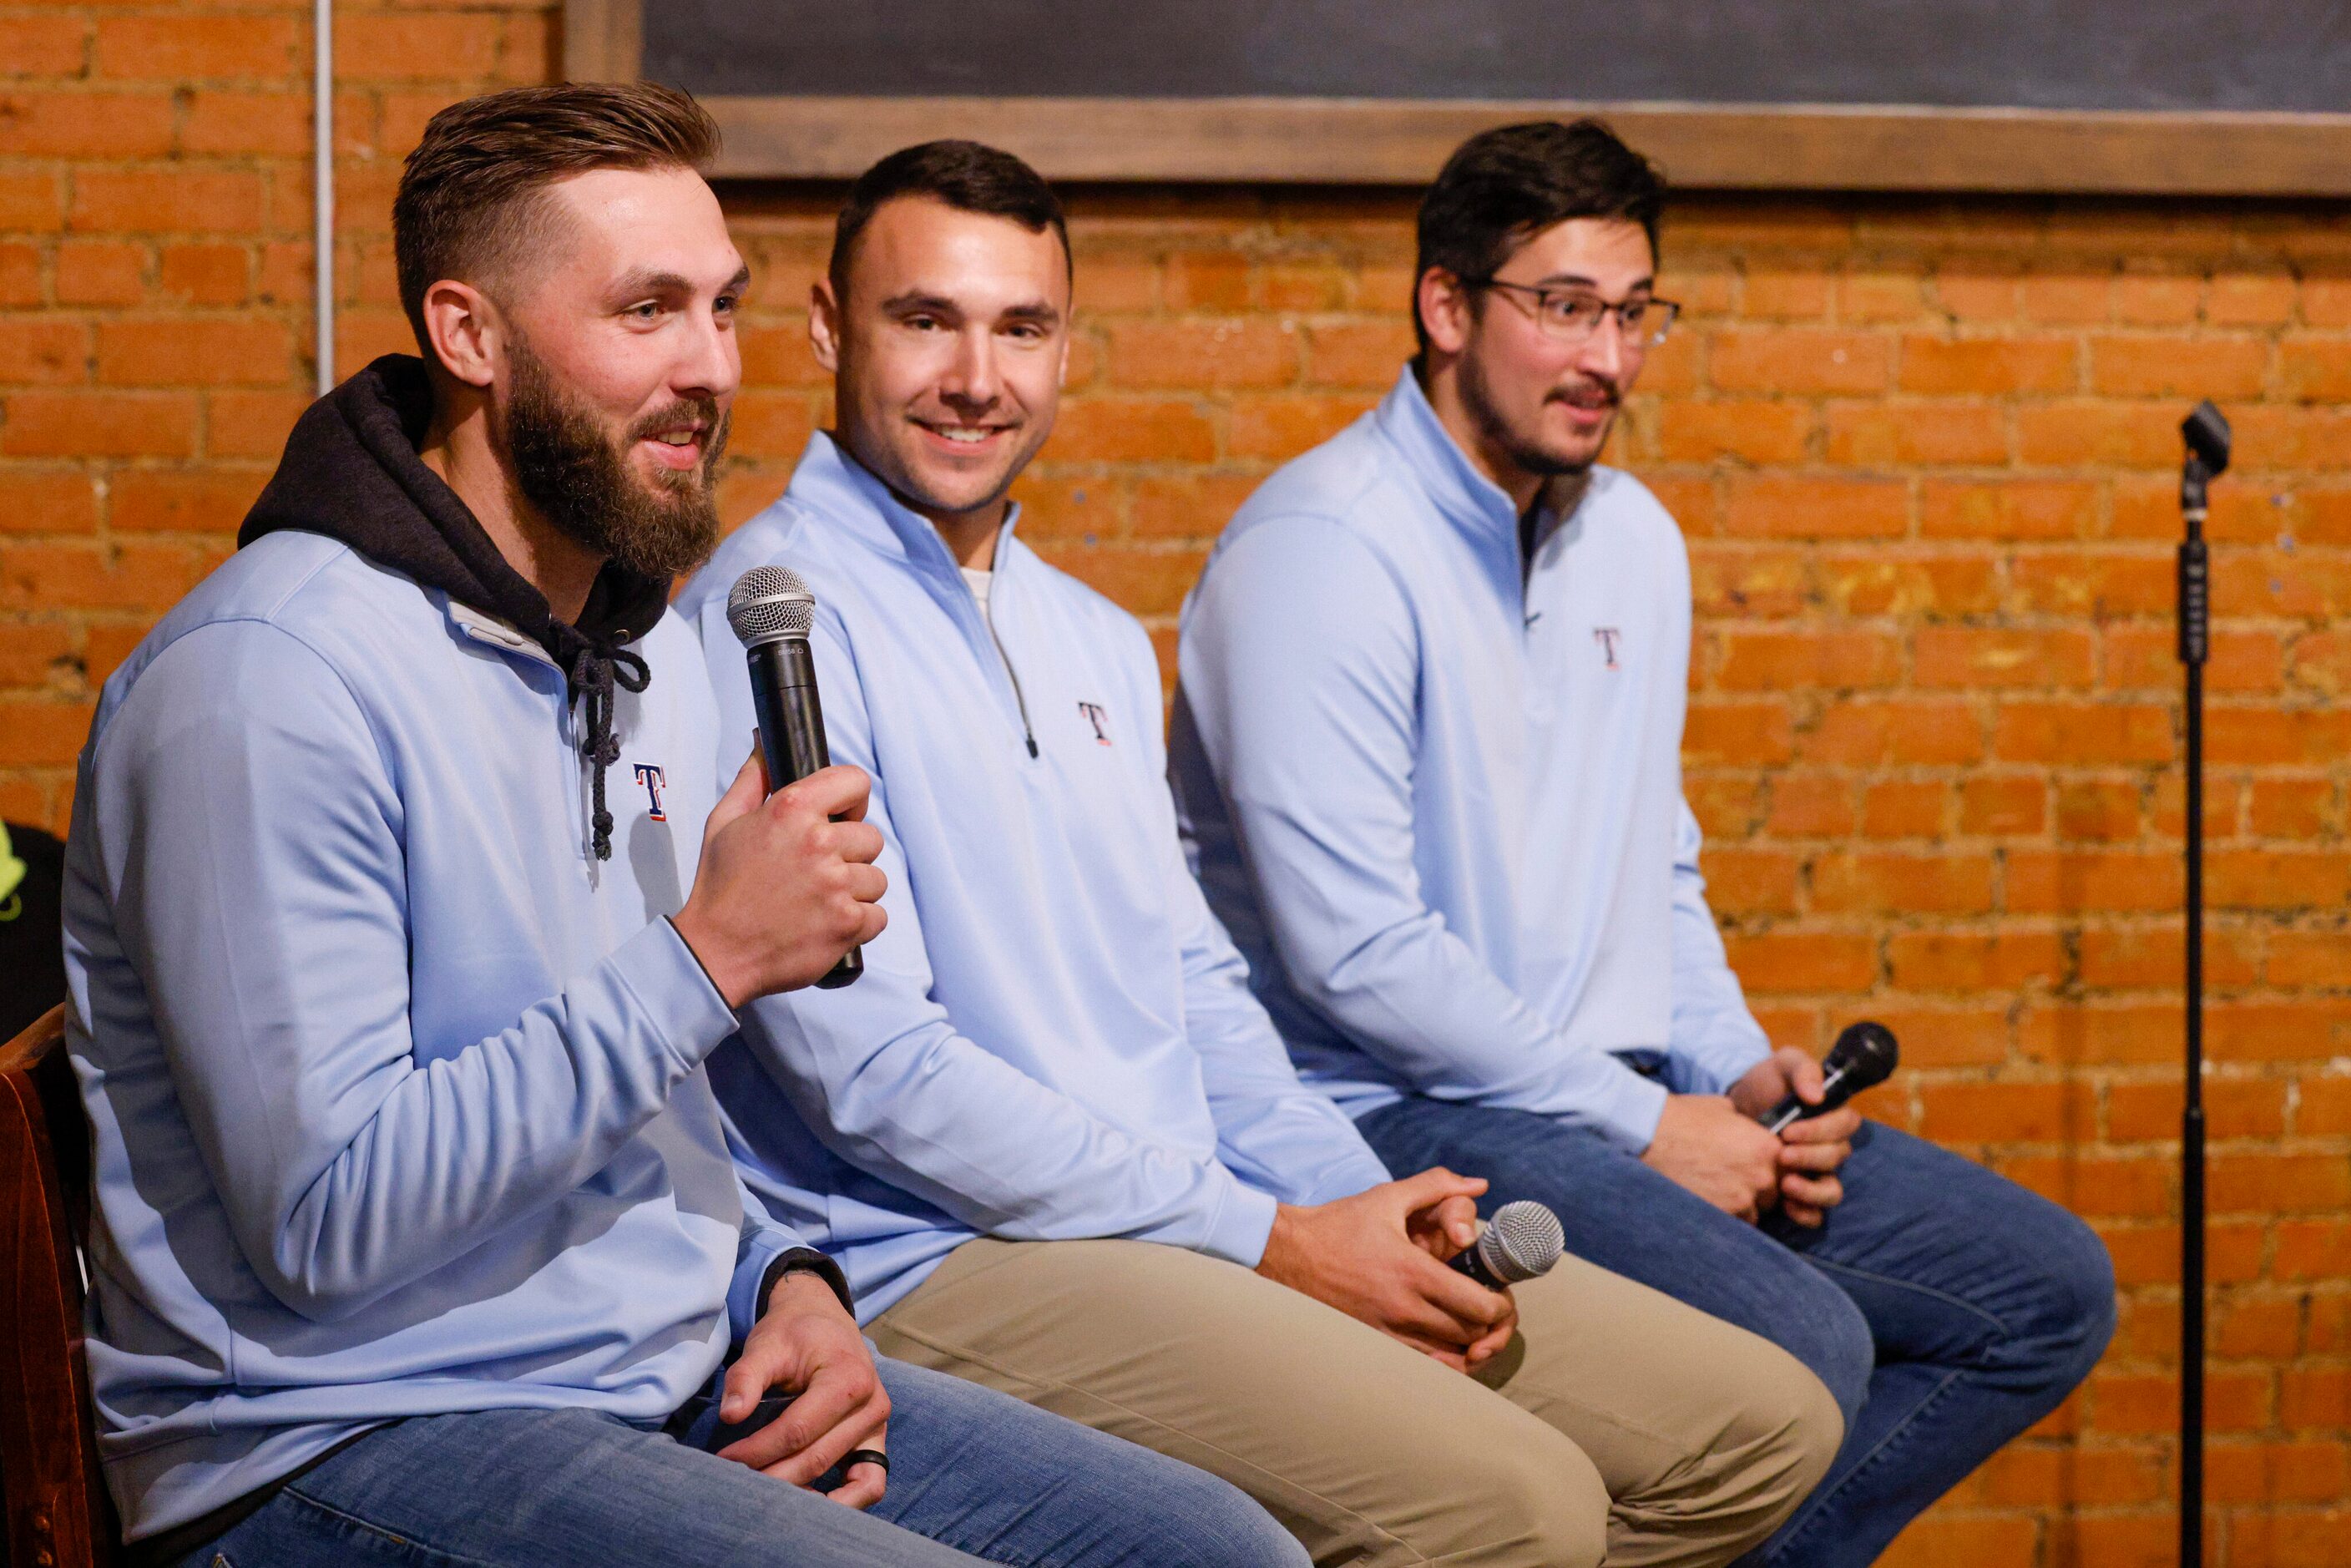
[58,83,1303,1568]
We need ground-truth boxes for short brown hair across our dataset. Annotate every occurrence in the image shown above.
[828,139,1069,305]
[393,83,720,359]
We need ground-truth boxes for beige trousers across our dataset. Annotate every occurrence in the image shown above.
[870,1237,1840,1568]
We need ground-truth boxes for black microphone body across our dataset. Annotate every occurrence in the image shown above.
[742,635,862,989]
[1450,1242,1512,1292]
[1447,1200,1565,1291]
[1764,1021,1898,1134]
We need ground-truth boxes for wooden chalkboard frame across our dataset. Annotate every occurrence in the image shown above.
[564,0,2351,197]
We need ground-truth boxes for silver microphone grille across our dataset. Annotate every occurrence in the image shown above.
[1478,1200,1566,1284]
[726,565,816,647]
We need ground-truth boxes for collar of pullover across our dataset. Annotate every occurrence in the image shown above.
[235,354,670,860]
[1371,368,1526,576]
[787,431,1028,590]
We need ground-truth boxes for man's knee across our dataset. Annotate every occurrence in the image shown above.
[1627,1338,1843,1561]
[1445,1432,1610,1568]
[2019,1203,2119,1384]
[1145,1465,1315,1568]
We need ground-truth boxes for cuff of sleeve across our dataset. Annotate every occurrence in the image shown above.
[609,917,737,1070]
[1595,1067,1672,1155]
[1201,1180,1282,1271]
[760,1248,857,1320]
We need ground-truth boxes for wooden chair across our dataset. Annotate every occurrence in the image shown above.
[2,1004,120,1568]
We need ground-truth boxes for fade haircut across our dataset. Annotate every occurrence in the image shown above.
[393,82,721,359]
[1413,119,1665,354]
[828,139,1069,304]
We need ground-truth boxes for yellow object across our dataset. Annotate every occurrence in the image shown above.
[0,820,23,919]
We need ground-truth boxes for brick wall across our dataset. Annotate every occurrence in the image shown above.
[3,3,2348,1562]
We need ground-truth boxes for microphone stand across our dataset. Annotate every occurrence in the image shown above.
[2174,401,2227,1568]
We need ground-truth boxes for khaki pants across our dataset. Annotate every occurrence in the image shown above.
[871,1238,1841,1568]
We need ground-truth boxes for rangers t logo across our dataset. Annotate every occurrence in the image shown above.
[1078,701,1112,745]
[633,762,668,822]
[1594,628,1622,670]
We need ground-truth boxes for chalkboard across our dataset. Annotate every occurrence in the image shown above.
[564,0,2351,195]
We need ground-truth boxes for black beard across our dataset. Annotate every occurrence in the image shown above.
[499,337,730,585]
[1459,348,1612,480]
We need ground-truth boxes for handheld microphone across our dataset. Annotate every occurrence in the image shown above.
[726,565,862,990]
[1763,1021,1898,1135]
[1449,1199,1565,1292]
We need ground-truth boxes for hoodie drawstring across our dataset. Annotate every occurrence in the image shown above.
[569,643,651,860]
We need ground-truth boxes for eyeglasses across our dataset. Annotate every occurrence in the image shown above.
[1464,278,1681,349]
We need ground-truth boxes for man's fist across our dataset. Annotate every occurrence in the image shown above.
[1730,1048,1863,1227]
[672,751,887,1009]
[1641,1095,1783,1222]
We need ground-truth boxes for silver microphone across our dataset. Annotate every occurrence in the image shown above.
[1450,1199,1566,1290]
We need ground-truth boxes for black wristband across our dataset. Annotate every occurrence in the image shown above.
[758,1247,855,1320]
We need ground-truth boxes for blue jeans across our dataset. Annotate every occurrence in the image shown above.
[174,1358,1306,1568]
[1357,1100,2116,1568]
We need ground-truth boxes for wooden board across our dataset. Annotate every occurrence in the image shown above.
[563,0,2351,195]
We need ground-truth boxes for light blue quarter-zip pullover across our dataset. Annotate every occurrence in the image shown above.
[64,402,811,1539]
[680,434,1392,1319]
[1171,368,1772,1154]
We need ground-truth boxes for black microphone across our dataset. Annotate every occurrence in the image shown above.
[726,565,861,990]
[1449,1199,1565,1292]
[1763,1022,1898,1135]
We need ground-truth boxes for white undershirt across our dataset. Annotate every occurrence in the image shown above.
[961,564,993,619]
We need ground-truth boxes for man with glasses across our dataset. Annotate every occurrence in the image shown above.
[1172,120,2116,1567]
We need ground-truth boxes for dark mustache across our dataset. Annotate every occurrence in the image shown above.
[629,397,722,442]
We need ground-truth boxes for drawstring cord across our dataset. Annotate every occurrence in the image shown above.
[568,643,650,860]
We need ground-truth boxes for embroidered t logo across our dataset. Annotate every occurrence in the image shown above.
[1594,628,1622,670]
[633,762,668,822]
[1078,701,1112,745]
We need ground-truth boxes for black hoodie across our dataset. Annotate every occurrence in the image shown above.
[238,355,672,859]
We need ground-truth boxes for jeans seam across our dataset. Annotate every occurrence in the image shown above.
[277,1485,502,1568]
[1797,1253,2014,1341]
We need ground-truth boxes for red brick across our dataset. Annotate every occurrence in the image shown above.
[1994,701,2174,764]
[0,696,93,763]
[1761,772,1853,837]
[2279,340,2351,402]
[71,170,263,234]
[0,89,174,158]
[1799,698,1983,766]
[0,539,221,611]
[0,170,63,231]
[1226,394,1372,461]
[2091,335,2270,400]
[1162,251,1248,311]
[2078,925,2258,990]
[0,243,38,306]
[1885,931,2065,991]
[179,89,310,157]
[2112,271,2202,326]
[1648,400,1811,464]
[109,468,265,534]
[94,14,300,78]
[0,14,87,77]
[1959,776,2046,835]
[1721,931,1877,993]
[0,468,97,534]
[96,318,293,387]
[2003,1156,2174,1219]
[2207,850,2351,912]
[2016,402,2180,468]
[1302,320,1413,389]
[1817,553,1998,617]
[2107,1078,2286,1141]
[204,387,308,460]
[1811,850,1995,914]
[0,388,197,456]
[1030,544,1203,620]
[2007,848,2182,914]
[1710,328,1890,395]
[0,319,88,384]
[1711,628,1900,690]
[1914,627,2096,689]
[334,13,506,80]
[1130,474,1259,540]
[1898,334,2077,395]
[1106,317,1297,390]
[1723,475,1907,539]
[1919,1080,2092,1144]
[0,622,72,686]
[55,238,144,305]
[1823,402,2006,467]
[2019,1001,2182,1066]
[157,243,248,306]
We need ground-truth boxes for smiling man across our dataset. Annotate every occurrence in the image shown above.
[1171,119,2118,1567]
[681,139,1840,1568]
[61,85,1299,1568]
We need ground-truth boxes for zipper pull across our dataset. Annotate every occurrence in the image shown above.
[1025,734,1039,758]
